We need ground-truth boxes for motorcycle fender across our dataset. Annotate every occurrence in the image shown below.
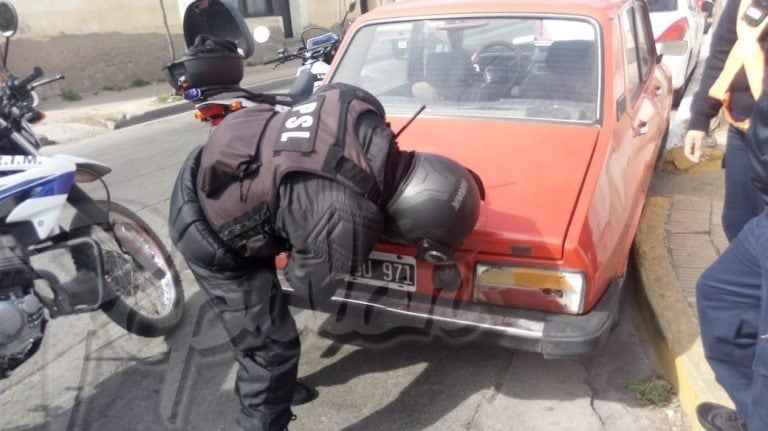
[1,156,77,239]
[54,155,112,183]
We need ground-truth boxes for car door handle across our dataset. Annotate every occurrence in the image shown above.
[633,120,649,136]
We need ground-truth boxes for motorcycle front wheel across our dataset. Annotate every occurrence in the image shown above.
[70,200,184,337]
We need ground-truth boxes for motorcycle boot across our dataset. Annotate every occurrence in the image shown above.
[697,402,748,431]
[291,380,318,406]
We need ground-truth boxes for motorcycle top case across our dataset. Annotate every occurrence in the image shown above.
[164,52,244,92]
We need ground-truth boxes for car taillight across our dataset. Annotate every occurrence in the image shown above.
[473,264,586,314]
[655,17,689,42]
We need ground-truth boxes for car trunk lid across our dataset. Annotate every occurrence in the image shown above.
[387,115,599,260]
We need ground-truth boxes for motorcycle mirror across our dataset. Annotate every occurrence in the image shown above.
[0,1,18,37]
[347,0,357,13]
[182,0,254,58]
[253,26,271,44]
[289,70,316,103]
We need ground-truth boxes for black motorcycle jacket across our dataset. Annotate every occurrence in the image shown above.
[197,83,410,258]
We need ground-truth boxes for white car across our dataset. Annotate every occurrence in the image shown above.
[648,0,708,105]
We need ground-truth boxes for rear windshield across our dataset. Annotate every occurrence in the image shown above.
[648,0,677,12]
[331,16,600,124]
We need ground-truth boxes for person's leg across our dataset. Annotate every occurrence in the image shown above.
[723,126,765,241]
[697,214,764,421]
[747,214,768,429]
[186,259,300,431]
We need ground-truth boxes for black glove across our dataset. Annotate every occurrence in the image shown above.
[187,34,239,56]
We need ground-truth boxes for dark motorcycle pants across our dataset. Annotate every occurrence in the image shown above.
[185,258,300,431]
[169,147,298,431]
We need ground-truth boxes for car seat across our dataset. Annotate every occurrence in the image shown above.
[411,51,475,102]
[519,40,596,103]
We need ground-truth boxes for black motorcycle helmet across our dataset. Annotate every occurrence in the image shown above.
[385,153,484,265]
[164,0,254,92]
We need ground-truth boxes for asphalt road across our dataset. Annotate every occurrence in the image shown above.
[0,113,688,431]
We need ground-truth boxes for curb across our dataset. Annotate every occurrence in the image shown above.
[112,75,296,129]
[632,196,733,431]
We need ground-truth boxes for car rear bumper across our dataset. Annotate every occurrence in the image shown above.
[283,277,623,358]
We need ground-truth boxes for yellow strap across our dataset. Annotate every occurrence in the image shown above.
[709,0,768,101]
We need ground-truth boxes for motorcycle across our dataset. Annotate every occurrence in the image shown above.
[0,1,184,378]
[166,0,319,125]
[173,0,355,125]
[253,0,357,92]
[254,29,338,92]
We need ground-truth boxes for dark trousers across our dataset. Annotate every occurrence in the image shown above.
[723,126,764,241]
[185,259,300,431]
[697,213,768,430]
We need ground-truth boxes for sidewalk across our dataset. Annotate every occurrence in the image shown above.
[632,163,732,431]
[32,62,297,145]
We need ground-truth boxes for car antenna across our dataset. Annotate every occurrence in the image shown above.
[394,104,426,139]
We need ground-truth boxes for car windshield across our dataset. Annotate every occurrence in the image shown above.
[330,16,600,124]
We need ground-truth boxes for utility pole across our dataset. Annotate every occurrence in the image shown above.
[159,0,177,60]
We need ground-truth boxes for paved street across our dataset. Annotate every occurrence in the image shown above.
[0,112,688,430]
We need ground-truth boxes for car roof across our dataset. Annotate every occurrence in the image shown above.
[358,0,627,23]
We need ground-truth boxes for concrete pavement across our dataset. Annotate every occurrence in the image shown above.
[29,51,734,431]
[33,62,297,145]
[632,168,732,431]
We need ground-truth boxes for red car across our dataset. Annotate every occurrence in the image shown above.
[284,0,676,357]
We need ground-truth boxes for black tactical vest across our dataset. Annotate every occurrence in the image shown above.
[197,84,387,258]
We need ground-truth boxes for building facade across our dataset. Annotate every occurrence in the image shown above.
[6,0,386,99]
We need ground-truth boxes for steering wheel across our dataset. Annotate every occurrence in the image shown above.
[470,41,523,90]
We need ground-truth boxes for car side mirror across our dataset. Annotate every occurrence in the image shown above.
[657,39,688,58]
[700,1,715,14]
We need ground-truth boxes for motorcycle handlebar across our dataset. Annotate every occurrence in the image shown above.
[11,67,44,93]
[262,51,302,66]
[262,57,284,65]
[31,74,65,90]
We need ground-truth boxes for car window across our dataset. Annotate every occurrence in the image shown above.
[331,17,600,124]
[622,7,642,100]
[633,4,655,82]
[647,0,677,12]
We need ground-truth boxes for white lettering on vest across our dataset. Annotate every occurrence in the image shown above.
[292,101,318,114]
[284,115,313,129]
[280,101,319,143]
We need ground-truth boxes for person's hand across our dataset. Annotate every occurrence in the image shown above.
[683,130,707,163]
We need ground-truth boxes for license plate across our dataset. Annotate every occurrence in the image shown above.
[345,251,417,292]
